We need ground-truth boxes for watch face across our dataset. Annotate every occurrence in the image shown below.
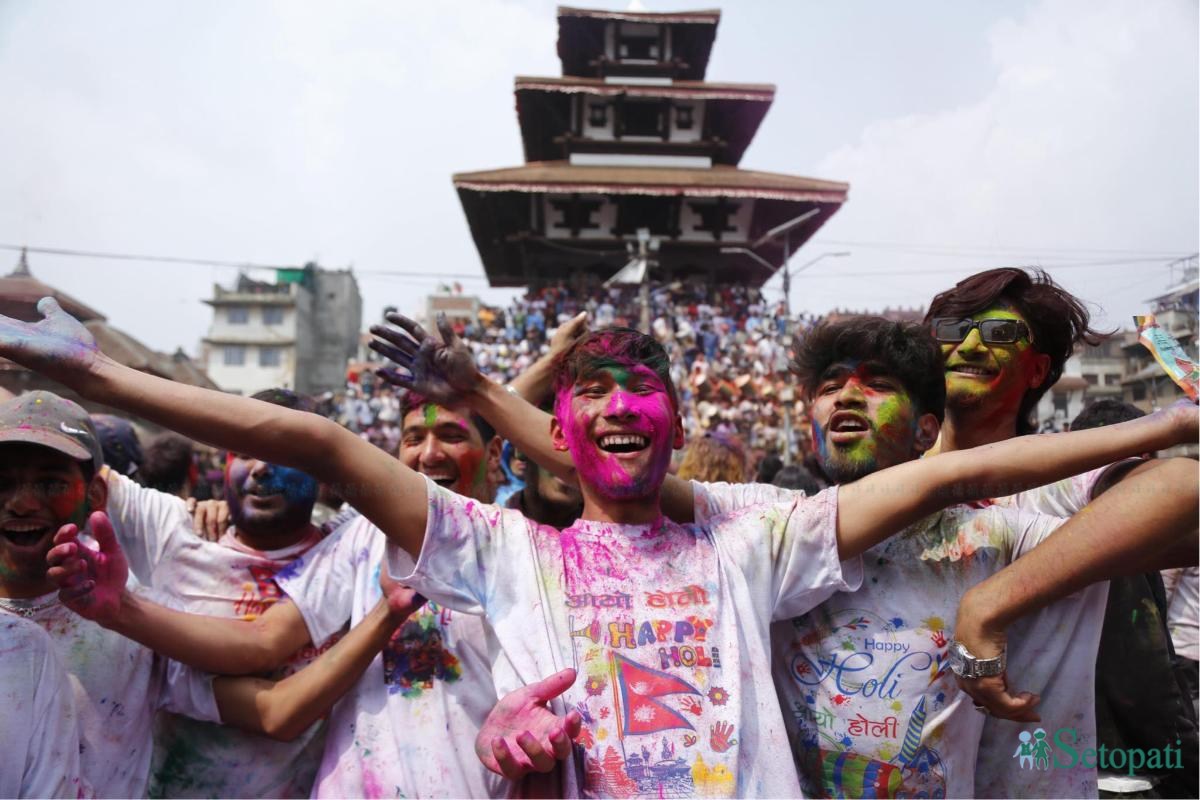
[948,641,971,676]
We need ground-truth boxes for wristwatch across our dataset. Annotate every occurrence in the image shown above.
[947,640,1006,679]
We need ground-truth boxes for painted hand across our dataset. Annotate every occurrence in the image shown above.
[44,511,130,626]
[475,668,583,781]
[369,312,483,404]
[0,297,100,386]
[710,721,737,753]
[186,498,230,542]
[549,311,589,357]
[378,562,427,623]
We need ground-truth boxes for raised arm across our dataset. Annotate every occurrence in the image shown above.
[370,312,700,523]
[952,456,1199,720]
[47,512,312,674]
[215,576,425,741]
[1,299,427,557]
[835,400,1197,560]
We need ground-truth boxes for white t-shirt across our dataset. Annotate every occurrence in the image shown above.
[274,514,508,799]
[695,481,1063,799]
[8,591,219,799]
[0,612,88,799]
[391,476,861,798]
[104,471,335,799]
[1167,567,1199,661]
[974,462,1130,799]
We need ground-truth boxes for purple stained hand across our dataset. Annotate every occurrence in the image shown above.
[44,511,129,625]
[368,312,483,404]
[474,667,583,781]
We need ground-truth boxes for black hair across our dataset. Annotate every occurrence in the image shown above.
[141,433,194,494]
[924,268,1109,434]
[771,464,823,495]
[790,316,946,421]
[1070,399,1145,431]
[399,391,497,444]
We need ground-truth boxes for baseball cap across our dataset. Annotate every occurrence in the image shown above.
[0,391,104,470]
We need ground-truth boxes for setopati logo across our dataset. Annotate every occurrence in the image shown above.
[1013,727,1184,776]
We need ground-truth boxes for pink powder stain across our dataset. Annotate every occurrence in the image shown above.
[555,366,676,502]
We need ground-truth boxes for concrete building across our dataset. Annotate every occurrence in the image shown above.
[202,264,362,396]
[1121,266,1198,415]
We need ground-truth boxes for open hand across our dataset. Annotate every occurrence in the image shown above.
[0,297,100,386]
[45,511,129,626]
[548,312,588,357]
[369,312,482,404]
[475,668,583,780]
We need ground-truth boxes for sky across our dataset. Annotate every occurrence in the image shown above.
[0,0,1196,356]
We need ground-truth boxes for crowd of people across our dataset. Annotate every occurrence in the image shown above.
[0,267,1196,800]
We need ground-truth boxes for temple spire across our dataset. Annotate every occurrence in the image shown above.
[11,247,30,277]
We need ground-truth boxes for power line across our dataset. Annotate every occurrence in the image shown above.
[812,239,1191,258]
[0,243,487,281]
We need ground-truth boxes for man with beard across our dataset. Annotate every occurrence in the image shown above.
[89,388,340,798]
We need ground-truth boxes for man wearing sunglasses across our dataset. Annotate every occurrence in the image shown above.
[923,267,1198,798]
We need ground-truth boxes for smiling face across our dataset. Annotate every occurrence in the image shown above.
[0,443,99,590]
[399,404,498,502]
[809,361,936,484]
[940,306,1050,418]
[224,454,318,540]
[552,364,684,502]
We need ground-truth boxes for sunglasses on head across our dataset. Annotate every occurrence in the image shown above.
[932,317,1032,345]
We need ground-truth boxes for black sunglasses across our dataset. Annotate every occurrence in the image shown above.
[932,317,1032,345]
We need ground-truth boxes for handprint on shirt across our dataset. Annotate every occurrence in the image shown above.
[710,721,737,753]
[681,696,703,716]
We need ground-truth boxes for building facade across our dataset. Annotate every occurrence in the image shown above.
[202,264,362,396]
[454,6,848,290]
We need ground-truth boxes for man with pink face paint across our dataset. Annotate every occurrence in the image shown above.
[0,300,1192,798]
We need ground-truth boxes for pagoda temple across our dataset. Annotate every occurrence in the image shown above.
[454,5,848,288]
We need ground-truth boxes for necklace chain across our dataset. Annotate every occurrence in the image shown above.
[0,595,58,618]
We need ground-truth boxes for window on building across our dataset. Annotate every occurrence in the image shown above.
[675,105,695,130]
[616,24,660,60]
[1104,374,1120,386]
[1131,384,1146,401]
[550,194,603,237]
[259,347,282,367]
[1083,373,1098,385]
[588,103,609,128]
[619,100,666,138]
[262,307,284,325]
[223,346,245,366]
[227,307,249,324]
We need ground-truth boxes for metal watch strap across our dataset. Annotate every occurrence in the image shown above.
[948,639,1006,679]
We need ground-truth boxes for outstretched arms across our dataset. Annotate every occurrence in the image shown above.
[834,400,1197,561]
[47,512,312,674]
[952,456,1199,720]
[0,299,428,557]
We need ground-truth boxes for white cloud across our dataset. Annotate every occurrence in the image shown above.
[803,0,1198,325]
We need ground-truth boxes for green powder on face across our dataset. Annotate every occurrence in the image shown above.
[423,404,438,428]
